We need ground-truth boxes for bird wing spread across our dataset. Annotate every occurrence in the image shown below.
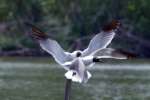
[91,48,127,59]
[82,31,115,56]
[39,39,73,65]
[26,23,73,65]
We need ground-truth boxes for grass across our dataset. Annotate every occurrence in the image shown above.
[0,58,150,100]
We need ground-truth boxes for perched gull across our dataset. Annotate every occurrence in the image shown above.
[26,20,127,83]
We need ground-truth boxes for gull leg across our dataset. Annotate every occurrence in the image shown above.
[64,79,72,100]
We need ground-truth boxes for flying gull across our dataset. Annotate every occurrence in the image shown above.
[26,20,127,83]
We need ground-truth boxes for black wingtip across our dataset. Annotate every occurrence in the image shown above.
[24,22,48,40]
[115,49,138,59]
[102,20,120,32]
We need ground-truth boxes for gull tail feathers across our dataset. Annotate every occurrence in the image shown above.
[65,70,92,83]
[65,70,82,83]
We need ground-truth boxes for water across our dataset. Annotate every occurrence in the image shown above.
[0,58,150,100]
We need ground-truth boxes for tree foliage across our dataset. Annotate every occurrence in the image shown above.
[0,0,150,57]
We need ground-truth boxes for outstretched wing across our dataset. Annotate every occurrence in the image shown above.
[39,39,73,65]
[26,23,73,65]
[91,48,127,59]
[82,20,120,56]
[82,31,115,56]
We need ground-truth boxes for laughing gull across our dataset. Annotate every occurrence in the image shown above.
[26,20,127,83]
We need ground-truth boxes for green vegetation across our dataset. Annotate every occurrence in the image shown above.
[0,58,150,100]
[0,0,150,57]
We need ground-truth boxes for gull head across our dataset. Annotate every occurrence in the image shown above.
[71,50,82,58]
[76,52,82,57]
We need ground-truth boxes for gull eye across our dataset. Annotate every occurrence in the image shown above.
[76,52,81,57]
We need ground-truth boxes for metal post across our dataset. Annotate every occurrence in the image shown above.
[64,79,72,100]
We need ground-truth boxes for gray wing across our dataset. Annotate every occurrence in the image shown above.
[82,31,115,56]
[91,48,127,59]
[39,39,73,65]
[27,23,73,65]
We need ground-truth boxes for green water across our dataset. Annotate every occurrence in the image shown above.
[0,57,150,100]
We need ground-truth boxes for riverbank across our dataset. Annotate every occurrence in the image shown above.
[0,61,150,100]
[0,56,150,65]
